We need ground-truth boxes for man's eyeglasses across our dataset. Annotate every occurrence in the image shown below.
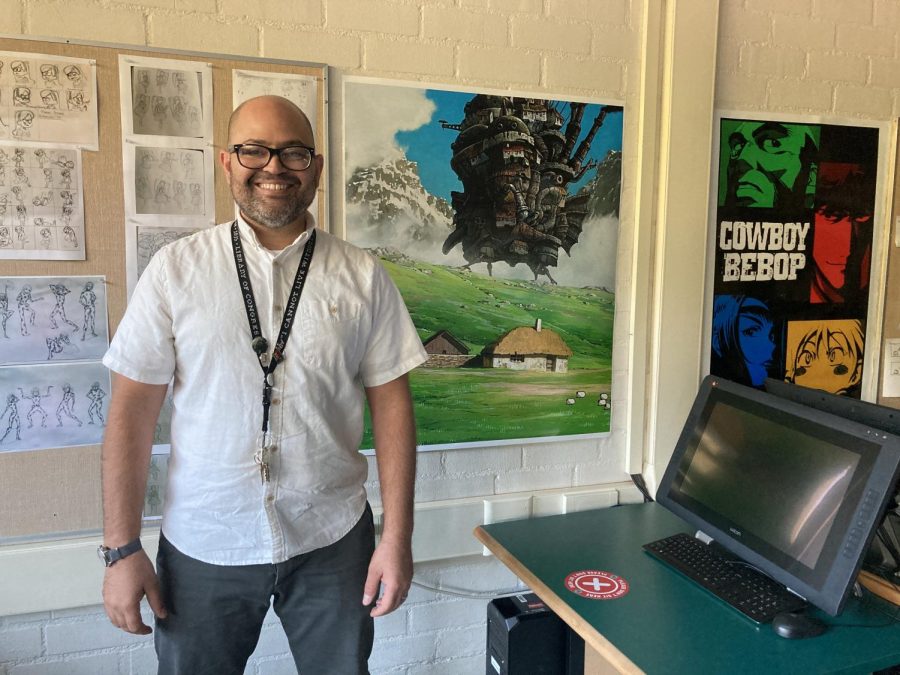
[228,143,315,171]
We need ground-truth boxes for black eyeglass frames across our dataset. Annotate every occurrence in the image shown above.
[228,143,315,171]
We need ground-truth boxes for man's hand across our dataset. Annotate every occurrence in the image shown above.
[362,537,413,617]
[102,550,167,634]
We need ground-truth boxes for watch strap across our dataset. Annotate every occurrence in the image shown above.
[98,538,142,567]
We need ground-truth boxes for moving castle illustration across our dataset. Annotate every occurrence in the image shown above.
[440,95,621,284]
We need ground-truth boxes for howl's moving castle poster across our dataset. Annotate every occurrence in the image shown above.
[343,79,623,449]
[710,116,883,398]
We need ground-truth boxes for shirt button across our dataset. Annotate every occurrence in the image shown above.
[274,305,283,313]
[266,494,275,503]
[271,398,280,405]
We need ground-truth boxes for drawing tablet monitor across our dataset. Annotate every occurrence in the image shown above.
[656,375,900,616]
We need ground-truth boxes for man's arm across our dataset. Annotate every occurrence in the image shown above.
[361,373,417,617]
[101,372,169,635]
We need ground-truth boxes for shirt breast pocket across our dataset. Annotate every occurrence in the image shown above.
[299,299,364,367]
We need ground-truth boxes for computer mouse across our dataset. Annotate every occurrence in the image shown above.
[771,611,828,639]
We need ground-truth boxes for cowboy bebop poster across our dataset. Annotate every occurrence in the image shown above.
[709,115,887,397]
[342,78,623,449]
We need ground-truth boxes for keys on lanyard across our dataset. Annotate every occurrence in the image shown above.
[256,372,275,483]
[255,443,271,483]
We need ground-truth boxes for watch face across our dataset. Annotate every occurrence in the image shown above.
[97,545,111,565]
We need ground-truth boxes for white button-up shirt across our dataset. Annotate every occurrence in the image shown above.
[104,217,427,565]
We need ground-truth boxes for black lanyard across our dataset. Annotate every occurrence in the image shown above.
[230,220,316,441]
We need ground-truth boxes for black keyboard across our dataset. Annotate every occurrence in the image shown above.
[643,532,807,623]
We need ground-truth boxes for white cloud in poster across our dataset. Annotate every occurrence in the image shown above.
[344,82,435,175]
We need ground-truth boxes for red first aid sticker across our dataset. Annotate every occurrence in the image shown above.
[564,570,629,600]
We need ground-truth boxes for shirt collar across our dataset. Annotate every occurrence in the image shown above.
[236,212,317,255]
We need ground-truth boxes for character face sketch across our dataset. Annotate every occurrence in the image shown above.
[40,63,59,85]
[66,90,88,112]
[13,111,34,139]
[712,295,776,388]
[63,64,83,87]
[10,60,30,83]
[723,121,818,209]
[12,87,31,106]
[41,89,60,109]
[786,320,864,395]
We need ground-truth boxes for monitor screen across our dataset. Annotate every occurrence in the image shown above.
[657,375,900,616]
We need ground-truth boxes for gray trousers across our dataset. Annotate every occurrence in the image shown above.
[154,505,375,675]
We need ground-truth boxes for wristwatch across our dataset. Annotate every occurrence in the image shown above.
[97,538,143,567]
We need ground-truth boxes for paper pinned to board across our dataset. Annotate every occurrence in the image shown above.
[882,338,900,398]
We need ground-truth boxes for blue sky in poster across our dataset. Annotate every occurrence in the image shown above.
[395,88,623,203]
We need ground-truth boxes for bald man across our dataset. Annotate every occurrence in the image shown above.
[100,96,427,674]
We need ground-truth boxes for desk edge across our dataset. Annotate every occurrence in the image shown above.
[474,525,644,675]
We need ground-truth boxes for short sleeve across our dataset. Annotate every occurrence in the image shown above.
[358,261,427,387]
[102,252,177,385]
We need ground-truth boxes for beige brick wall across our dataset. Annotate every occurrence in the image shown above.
[422,5,509,45]
[0,1,23,34]
[717,0,900,118]
[29,0,147,44]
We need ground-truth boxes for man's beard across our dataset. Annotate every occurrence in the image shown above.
[230,174,313,229]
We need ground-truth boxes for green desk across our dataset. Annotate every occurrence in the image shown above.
[475,503,900,674]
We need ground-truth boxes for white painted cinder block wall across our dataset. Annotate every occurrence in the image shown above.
[1,0,899,673]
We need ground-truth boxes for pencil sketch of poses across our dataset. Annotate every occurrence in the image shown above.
[232,70,320,220]
[145,448,171,520]
[0,361,110,453]
[0,142,85,261]
[0,275,108,366]
[133,146,206,216]
[119,55,211,140]
[136,225,200,278]
[0,51,99,149]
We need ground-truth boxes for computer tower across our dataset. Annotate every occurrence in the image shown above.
[486,592,583,675]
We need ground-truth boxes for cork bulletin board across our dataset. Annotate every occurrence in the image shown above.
[0,35,327,541]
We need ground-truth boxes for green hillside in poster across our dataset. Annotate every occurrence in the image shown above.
[361,252,614,448]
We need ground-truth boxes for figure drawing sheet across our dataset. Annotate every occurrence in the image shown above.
[0,275,108,365]
[136,225,201,279]
[133,145,206,217]
[0,361,110,452]
[144,449,170,520]
[119,54,215,297]
[0,51,99,150]
[707,114,890,398]
[343,78,623,450]
[125,60,207,139]
[232,70,318,138]
[0,142,85,260]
